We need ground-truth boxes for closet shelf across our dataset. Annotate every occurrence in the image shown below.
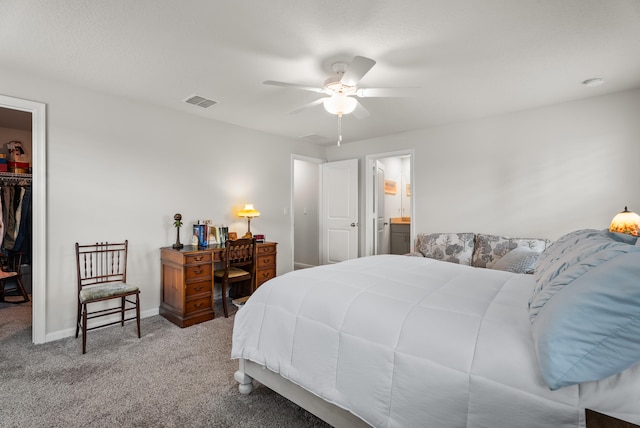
[0,172,32,185]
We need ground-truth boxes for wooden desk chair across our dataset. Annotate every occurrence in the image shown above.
[75,241,140,354]
[214,238,256,318]
[0,252,29,304]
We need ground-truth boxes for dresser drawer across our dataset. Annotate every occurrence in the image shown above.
[185,263,211,281]
[257,255,276,269]
[185,253,211,265]
[256,268,275,286]
[186,280,211,297]
[257,244,276,256]
[184,296,211,315]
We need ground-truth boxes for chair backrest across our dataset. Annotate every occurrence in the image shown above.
[221,238,256,273]
[76,241,128,290]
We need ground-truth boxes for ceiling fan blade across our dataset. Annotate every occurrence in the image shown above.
[288,98,326,115]
[352,100,370,119]
[356,87,421,98]
[340,56,376,87]
[263,80,325,94]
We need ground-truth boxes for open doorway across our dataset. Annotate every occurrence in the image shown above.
[0,95,46,344]
[0,106,33,336]
[365,150,414,257]
[291,155,322,270]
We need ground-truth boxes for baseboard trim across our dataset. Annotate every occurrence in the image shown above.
[44,307,160,343]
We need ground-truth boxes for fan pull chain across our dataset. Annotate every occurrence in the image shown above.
[337,113,343,147]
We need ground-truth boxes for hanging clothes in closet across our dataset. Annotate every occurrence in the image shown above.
[0,181,32,263]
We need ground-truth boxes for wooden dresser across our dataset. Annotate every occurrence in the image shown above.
[160,242,277,327]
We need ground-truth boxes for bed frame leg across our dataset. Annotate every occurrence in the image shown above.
[234,359,254,394]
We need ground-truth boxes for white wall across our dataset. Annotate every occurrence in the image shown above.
[327,89,640,249]
[0,68,325,339]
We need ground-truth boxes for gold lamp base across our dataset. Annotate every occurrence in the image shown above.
[242,217,254,239]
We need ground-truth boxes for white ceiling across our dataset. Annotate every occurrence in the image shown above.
[1,1,639,145]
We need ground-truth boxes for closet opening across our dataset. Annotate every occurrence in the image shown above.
[0,95,45,344]
[0,103,36,342]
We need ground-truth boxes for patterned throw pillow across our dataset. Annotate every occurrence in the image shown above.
[491,247,539,274]
[471,233,549,268]
[415,233,475,265]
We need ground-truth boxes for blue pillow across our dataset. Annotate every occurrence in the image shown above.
[528,229,640,390]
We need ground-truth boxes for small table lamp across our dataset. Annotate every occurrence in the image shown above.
[238,204,260,238]
[609,206,640,237]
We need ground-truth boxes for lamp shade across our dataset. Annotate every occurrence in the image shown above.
[323,94,357,116]
[609,206,640,237]
[238,204,260,218]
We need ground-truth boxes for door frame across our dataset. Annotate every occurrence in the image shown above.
[364,150,414,257]
[0,94,47,344]
[373,160,386,255]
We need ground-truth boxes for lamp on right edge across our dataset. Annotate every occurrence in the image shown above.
[609,206,640,237]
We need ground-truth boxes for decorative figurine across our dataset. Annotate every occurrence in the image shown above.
[172,213,184,249]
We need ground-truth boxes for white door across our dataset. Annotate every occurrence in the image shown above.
[374,160,387,255]
[321,159,358,264]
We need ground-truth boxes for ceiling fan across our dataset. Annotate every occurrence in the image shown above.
[264,56,416,145]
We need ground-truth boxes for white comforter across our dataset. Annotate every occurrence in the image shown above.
[231,255,640,427]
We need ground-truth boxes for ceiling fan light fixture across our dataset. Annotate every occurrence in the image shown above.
[323,94,357,116]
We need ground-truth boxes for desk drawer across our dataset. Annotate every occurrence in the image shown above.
[185,253,211,265]
[186,280,211,297]
[185,296,211,315]
[256,268,275,286]
[257,255,275,269]
[185,263,211,281]
[257,244,276,256]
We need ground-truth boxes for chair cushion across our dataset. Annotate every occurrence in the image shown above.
[0,270,17,279]
[214,267,250,279]
[79,282,139,302]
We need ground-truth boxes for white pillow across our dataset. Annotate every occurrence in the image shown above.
[491,247,539,274]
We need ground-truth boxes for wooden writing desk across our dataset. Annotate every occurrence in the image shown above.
[159,242,277,327]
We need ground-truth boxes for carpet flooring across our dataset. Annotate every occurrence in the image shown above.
[0,299,330,427]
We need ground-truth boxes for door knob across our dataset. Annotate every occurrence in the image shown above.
[350,222,358,227]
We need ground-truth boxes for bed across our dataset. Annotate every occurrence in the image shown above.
[231,229,640,427]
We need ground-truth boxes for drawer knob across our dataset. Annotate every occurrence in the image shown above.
[192,268,203,274]
[193,302,203,308]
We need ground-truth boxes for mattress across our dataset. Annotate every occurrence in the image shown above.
[231,255,640,427]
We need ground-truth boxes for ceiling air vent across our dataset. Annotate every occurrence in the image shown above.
[184,95,218,108]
